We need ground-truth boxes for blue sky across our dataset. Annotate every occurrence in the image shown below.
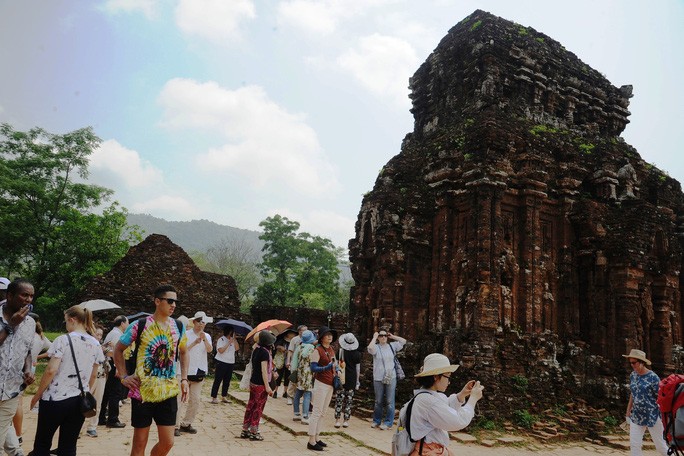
[1,0,682,249]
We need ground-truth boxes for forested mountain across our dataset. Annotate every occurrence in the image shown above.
[126,213,265,254]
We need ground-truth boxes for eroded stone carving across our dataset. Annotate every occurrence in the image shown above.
[349,10,684,417]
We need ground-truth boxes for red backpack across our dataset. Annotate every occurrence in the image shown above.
[657,374,684,455]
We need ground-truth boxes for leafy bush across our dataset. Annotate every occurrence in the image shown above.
[511,374,529,392]
[604,416,618,427]
[513,409,537,429]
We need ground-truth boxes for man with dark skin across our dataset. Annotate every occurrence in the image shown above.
[0,279,35,454]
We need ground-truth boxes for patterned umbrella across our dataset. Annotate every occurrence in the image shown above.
[244,319,292,342]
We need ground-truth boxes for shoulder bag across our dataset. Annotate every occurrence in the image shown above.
[67,335,98,418]
[389,344,406,381]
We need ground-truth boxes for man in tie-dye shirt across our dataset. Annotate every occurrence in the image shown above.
[114,284,189,456]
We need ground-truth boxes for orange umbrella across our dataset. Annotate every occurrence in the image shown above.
[245,319,293,342]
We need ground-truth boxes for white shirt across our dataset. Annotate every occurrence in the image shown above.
[42,332,104,401]
[408,389,475,447]
[103,326,123,357]
[31,333,52,364]
[215,336,236,364]
[0,305,35,400]
[367,341,404,382]
[186,330,211,375]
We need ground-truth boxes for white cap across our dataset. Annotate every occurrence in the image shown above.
[192,311,213,323]
[0,278,9,291]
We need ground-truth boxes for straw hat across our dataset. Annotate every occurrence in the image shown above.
[339,333,359,351]
[414,353,459,377]
[622,349,651,365]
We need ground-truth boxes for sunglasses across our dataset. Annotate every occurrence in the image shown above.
[160,298,179,305]
[378,334,388,337]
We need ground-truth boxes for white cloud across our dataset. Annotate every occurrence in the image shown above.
[277,0,397,35]
[337,33,419,105]
[90,139,163,188]
[101,0,159,19]
[131,195,199,218]
[175,0,256,43]
[270,208,356,249]
[158,78,340,196]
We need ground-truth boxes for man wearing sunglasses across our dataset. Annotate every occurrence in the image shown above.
[114,284,189,456]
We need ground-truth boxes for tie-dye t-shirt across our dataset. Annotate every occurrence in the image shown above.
[120,316,187,403]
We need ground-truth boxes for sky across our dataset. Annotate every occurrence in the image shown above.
[1,0,682,250]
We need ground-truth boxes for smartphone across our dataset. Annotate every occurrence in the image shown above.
[27,304,33,313]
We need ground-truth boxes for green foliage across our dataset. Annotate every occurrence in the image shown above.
[470,20,482,31]
[529,124,557,136]
[190,235,262,309]
[604,415,618,427]
[518,26,529,36]
[464,118,475,128]
[535,37,545,43]
[255,215,344,311]
[579,143,595,155]
[463,153,473,161]
[513,409,537,429]
[511,374,529,392]
[552,405,567,416]
[0,123,140,327]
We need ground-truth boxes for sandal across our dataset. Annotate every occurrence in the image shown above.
[240,430,250,439]
[249,432,264,441]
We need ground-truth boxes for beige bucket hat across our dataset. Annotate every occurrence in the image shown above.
[414,353,459,377]
[622,349,651,365]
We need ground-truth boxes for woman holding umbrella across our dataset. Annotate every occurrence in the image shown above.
[210,326,239,404]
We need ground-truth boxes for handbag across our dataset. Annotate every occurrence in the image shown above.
[66,335,98,418]
[333,374,343,391]
[187,368,206,382]
[289,371,298,383]
[390,344,406,381]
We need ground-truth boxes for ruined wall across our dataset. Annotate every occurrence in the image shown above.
[80,234,240,319]
[349,10,684,416]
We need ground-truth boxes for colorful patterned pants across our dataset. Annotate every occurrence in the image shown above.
[242,383,268,432]
[334,388,354,421]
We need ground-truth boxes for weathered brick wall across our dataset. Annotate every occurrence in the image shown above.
[79,234,240,319]
[349,9,684,418]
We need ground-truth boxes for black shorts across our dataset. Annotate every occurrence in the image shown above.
[131,396,178,428]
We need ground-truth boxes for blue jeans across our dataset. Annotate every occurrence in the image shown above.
[293,388,312,418]
[373,379,396,427]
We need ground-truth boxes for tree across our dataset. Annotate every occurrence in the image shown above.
[191,235,261,311]
[255,215,343,308]
[0,124,140,322]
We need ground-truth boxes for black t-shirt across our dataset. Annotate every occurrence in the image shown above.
[341,348,361,388]
[250,346,270,385]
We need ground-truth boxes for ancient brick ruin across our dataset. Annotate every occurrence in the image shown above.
[349,10,684,417]
[80,234,240,319]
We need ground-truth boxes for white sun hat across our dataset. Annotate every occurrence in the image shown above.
[192,311,213,323]
[414,353,459,377]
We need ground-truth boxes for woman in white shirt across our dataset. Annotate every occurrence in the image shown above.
[405,353,484,455]
[210,327,239,404]
[29,305,104,456]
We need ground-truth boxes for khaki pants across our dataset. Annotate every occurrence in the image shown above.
[0,396,20,456]
[180,380,203,426]
[308,381,333,438]
[87,375,107,431]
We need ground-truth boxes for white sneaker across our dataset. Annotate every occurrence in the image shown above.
[301,417,309,424]
[286,398,293,405]
[334,420,342,428]
[293,415,301,421]
[342,421,349,428]
[370,423,379,428]
[379,424,389,430]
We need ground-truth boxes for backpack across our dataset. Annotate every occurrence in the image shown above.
[391,391,430,456]
[126,317,183,375]
[657,374,684,455]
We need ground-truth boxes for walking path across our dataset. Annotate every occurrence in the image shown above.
[17,383,662,455]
